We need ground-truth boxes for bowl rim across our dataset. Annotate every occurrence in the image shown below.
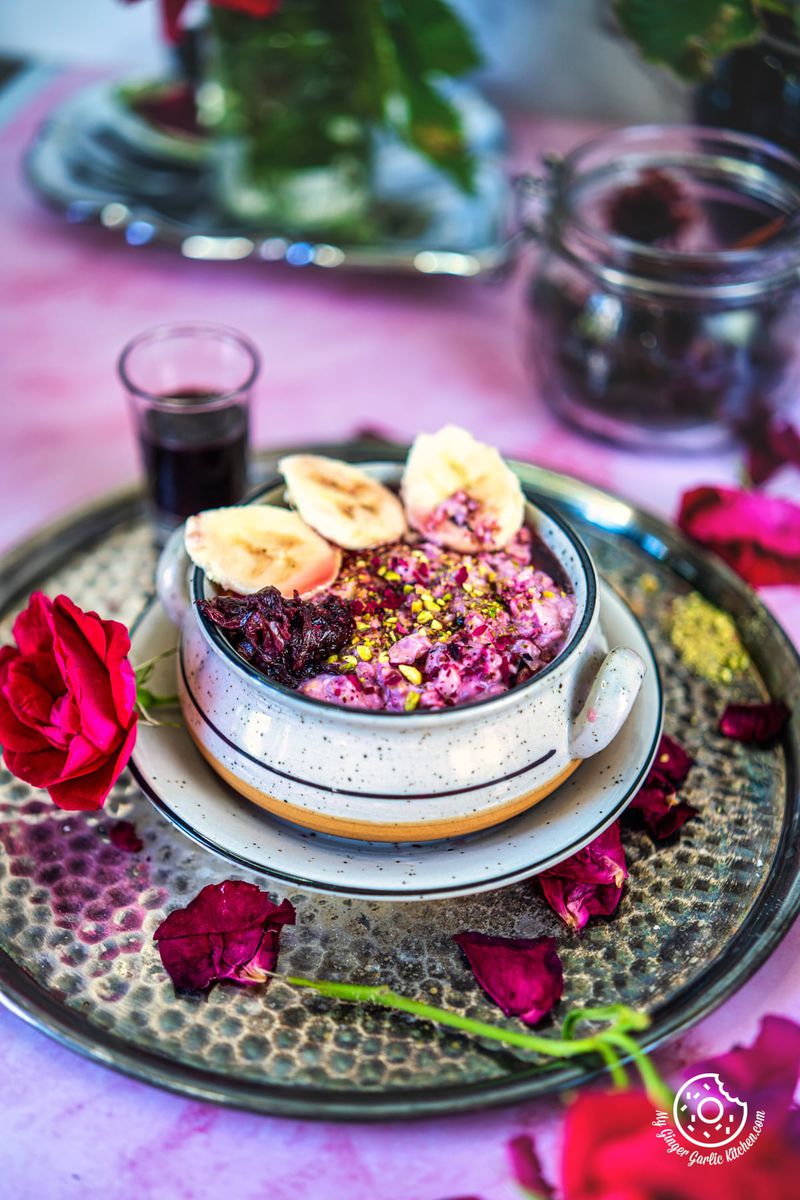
[190,464,598,724]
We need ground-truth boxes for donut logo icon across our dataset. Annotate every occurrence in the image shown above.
[673,1073,749,1148]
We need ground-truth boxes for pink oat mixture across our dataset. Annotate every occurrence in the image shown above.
[300,527,577,712]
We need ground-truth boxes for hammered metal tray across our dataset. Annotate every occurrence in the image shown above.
[25,81,514,277]
[1,441,799,1120]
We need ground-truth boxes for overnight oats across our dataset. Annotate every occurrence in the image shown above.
[299,533,575,711]
[187,427,577,714]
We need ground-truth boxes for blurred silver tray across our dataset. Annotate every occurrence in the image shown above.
[24,80,516,277]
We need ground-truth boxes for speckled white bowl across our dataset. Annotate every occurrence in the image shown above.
[157,463,646,840]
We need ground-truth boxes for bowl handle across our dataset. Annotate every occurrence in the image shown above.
[156,525,191,628]
[569,647,646,760]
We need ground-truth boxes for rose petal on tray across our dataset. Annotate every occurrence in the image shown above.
[719,701,791,745]
[154,880,295,992]
[453,931,564,1025]
[677,485,800,587]
[109,820,143,853]
[537,823,627,931]
[628,733,698,840]
[631,786,697,840]
[646,733,693,790]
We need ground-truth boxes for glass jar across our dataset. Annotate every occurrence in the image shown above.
[523,125,800,451]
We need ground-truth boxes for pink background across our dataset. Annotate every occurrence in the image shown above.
[1,73,799,1199]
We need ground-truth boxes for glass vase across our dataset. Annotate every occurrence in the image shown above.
[200,2,371,235]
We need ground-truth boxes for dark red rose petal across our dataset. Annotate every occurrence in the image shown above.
[537,823,627,931]
[109,820,144,854]
[678,485,800,588]
[745,419,800,487]
[548,821,627,888]
[630,785,698,840]
[154,880,295,992]
[629,733,697,840]
[647,733,693,790]
[453,932,563,1025]
[538,876,624,931]
[508,1134,554,1197]
[719,701,791,745]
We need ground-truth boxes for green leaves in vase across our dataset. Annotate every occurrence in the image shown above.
[348,0,483,193]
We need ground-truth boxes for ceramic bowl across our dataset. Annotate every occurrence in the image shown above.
[156,463,646,841]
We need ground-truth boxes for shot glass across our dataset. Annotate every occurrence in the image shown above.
[119,322,259,540]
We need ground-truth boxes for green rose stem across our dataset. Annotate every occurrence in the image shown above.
[283,976,673,1108]
[134,647,179,724]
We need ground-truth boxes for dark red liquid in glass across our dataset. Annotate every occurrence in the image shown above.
[139,388,249,522]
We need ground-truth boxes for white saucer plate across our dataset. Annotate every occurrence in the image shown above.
[129,581,663,901]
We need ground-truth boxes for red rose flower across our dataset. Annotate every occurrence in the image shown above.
[0,593,137,810]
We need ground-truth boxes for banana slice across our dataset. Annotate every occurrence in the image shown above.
[279,455,407,550]
[401,426,525,553]
[185,505,341,598]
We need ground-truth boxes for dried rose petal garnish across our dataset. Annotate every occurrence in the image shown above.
[719,701,791,745]
[109,820,143,853]
[153,880,295,992]
[198,586,354,688]
[453,931,563,1025]
[678,485,800,588]
[606,168,693,245]
[630,733,696,840]
[537,823,627,931]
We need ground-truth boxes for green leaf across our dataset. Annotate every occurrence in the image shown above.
[381,0,477,191]
[390,0,482,78]
[402,75,476,192]
[614,0,763,79]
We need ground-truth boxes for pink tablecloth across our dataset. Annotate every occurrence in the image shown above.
[1,72,799,1200]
